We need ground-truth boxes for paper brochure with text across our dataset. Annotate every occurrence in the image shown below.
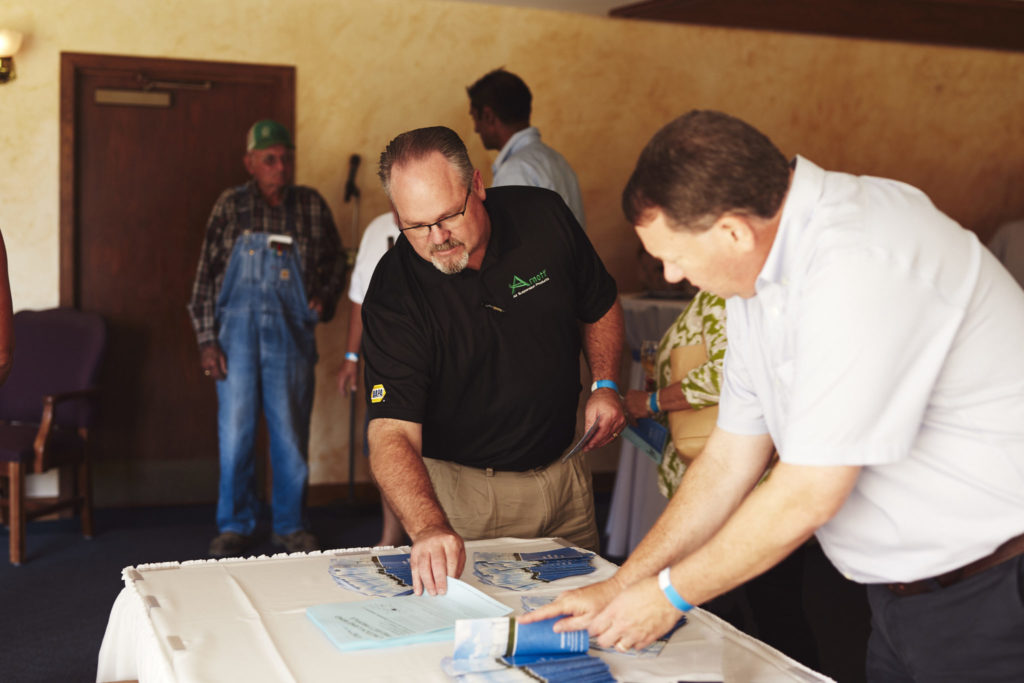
[307,578,512,652]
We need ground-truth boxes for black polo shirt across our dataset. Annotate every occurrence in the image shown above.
[362,186,618,471]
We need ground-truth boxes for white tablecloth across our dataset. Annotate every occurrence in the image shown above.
[605,293,691,558]
[96,537,832,682]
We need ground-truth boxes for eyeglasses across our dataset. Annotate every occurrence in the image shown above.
[399,187,471,236]
[255,151,294,167]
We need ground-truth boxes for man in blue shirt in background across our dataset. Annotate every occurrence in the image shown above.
[467,68,586,229]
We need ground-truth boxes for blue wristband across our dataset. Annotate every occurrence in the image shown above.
[345,352,359,362]
[591,379,619,393]
[649,391,660,414]
[658,567,693,612]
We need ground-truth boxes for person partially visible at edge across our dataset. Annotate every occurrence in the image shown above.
[361,126,626,597]
[467,68,586,229]
[0,230,13,386]
[336,211,404,548]
[523,110,1024,681]
[988,217,1024,289]
[188,119,346,558]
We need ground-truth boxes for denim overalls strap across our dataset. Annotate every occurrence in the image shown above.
[215,190,316,324]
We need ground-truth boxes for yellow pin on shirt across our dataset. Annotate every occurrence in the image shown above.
[280,268,290,280]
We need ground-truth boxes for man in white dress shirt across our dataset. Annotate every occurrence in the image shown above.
[467,68,585,229]
[525,110,1024,681]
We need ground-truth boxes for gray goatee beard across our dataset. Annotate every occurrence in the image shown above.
[430,240,469,275]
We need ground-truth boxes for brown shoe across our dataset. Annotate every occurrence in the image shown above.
[208,531,255,558]
[272,529,319,553]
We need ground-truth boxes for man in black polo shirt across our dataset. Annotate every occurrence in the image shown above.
[362,126,626,596]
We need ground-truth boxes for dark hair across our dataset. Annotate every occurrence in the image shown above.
[378,126,474,198]
[622,110,790,232]
[466,68,532,126]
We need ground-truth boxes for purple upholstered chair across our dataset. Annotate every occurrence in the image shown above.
[0,308,106,564]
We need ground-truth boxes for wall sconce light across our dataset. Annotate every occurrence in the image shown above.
[0,29,24,84]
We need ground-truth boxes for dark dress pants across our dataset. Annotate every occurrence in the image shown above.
[866,556,1024,682]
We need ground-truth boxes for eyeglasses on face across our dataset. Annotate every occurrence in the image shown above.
[255,151,294,167]
[398,187,471,236]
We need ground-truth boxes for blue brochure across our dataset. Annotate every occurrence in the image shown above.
[328,552,414,597]
[622,417,668,464]
[473,547,596,591]
[442,616,615,682]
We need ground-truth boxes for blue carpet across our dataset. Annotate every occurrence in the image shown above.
[0,502,384,683]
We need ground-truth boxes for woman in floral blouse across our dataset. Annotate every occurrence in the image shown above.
[623,289,727,498]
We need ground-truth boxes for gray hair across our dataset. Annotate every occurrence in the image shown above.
[378,126,474,198]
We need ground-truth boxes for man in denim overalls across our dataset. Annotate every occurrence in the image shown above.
[188,120,346,557]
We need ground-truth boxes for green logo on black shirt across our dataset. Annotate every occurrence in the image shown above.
[509,269,549,299]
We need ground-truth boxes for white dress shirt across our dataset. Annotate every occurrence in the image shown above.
[720,156,1024,583]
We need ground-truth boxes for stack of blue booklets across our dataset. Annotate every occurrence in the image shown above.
[327,552,414,597]
[473,547,596,591]
[441,616,615,682]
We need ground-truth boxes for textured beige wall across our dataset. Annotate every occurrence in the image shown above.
[2,0,1023,491]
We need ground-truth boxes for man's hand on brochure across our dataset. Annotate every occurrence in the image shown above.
[410,524,466,596]
[517,574,626,632]
[589,575,680,652]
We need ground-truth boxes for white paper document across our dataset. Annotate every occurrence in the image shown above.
[307,577,513,652]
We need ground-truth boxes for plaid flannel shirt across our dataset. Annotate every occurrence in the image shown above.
[188,181,346,347]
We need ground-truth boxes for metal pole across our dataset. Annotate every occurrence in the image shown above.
[344,154,361,505]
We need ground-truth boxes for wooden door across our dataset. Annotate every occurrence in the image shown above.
[60,53,294,505]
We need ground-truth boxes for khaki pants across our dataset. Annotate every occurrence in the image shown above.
[422,454,600,552]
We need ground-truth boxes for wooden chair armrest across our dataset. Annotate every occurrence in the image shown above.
[34,387,99,470]
[44,387,100,405]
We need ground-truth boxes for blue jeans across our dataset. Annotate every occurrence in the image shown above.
[215,232,318,536]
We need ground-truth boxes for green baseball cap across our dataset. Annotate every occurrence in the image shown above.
[246,119,294,151]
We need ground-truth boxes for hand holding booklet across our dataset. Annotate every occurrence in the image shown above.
[520,594,687,658]
[441,616,615,682]
[306,578,512,652]
[561,420,599,462]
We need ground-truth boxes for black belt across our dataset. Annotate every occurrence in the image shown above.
[886,531,1024,596]
[482,457,566,476]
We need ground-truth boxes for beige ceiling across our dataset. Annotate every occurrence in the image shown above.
[441,0,624,17]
